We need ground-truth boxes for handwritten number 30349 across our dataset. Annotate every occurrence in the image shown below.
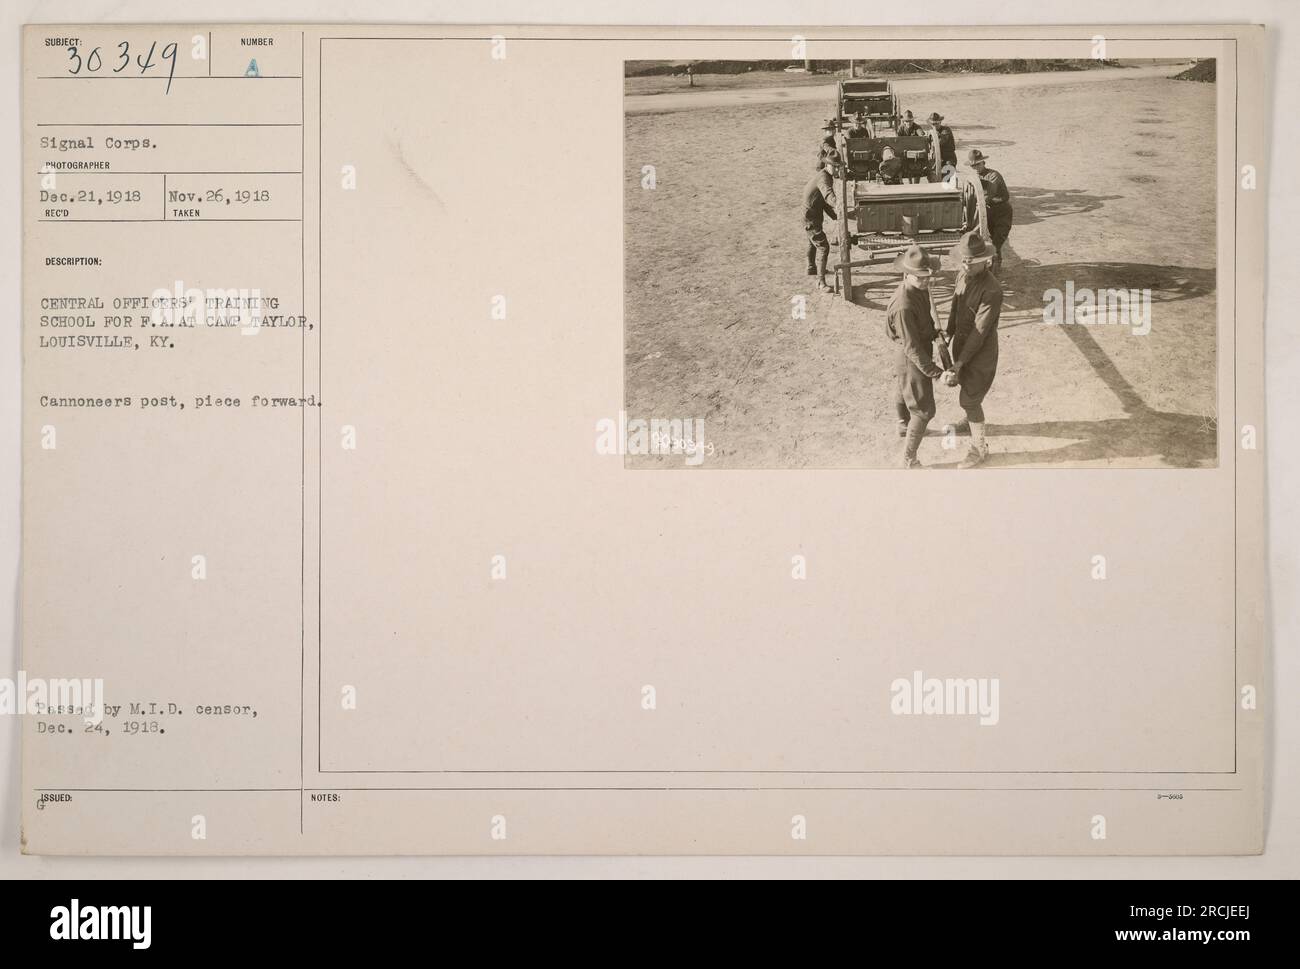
[67,42,179,94]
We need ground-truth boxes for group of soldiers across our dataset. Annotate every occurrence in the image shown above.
[886,234,1003,469]
[801,105,1010,469]
[807,109,1014,277]
[819,109,946,147]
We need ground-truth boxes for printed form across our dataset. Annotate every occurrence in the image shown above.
[21,24,1265,854]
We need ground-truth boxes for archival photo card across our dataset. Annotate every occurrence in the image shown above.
[20,24,1264,856]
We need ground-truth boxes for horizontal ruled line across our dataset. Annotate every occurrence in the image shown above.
[39,218,303,223]
[34,786,1246,794]
[38,75,303,80]
[35,171,303,175]
[37,122,302,127]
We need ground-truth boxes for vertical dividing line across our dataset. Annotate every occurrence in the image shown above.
[317,35,324,775]
[1232,39,1238,774]
[299,30,306,836]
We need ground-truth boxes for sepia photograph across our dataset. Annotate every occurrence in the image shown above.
[624,57,1219,469]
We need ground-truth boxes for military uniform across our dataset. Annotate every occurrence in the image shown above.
[895,120,921,179]
[959,168,1012,266]
[802,169,838,277]
[977,167,1013,263]
[946,266,1003,420]
[887,281,943,438]
[878,156,904,184]
[934,124,957,168]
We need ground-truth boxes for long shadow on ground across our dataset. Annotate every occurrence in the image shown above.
[929,321,1217,468]
[845,258,1213,321]
[841,260,1217,468]
[1009,185,1126,224]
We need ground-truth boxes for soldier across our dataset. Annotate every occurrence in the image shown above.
[942,232,1004,469]
[847,110,871,138]
[818,122,838,161]
[886,245,952,468]
[895,109,920,136]
[803,154,840,291]
[964,148,1012,273]
[878,146,904,185]
[927,112,957,171]
[895,110,923,181]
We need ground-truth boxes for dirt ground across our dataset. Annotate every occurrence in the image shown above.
[623,75,1218,469]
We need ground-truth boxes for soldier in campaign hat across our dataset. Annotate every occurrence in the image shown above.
[963,148,1013,273]
[847,110,872,139]
[894,111,924,180]
[803,154,840,291]
[896,109,920,136]
[927,112,957,169]
[886,245,953,468]
[818,121,838,162]
[942,231,1004,468]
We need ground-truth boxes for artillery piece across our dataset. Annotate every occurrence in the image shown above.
[828,80,992,300]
